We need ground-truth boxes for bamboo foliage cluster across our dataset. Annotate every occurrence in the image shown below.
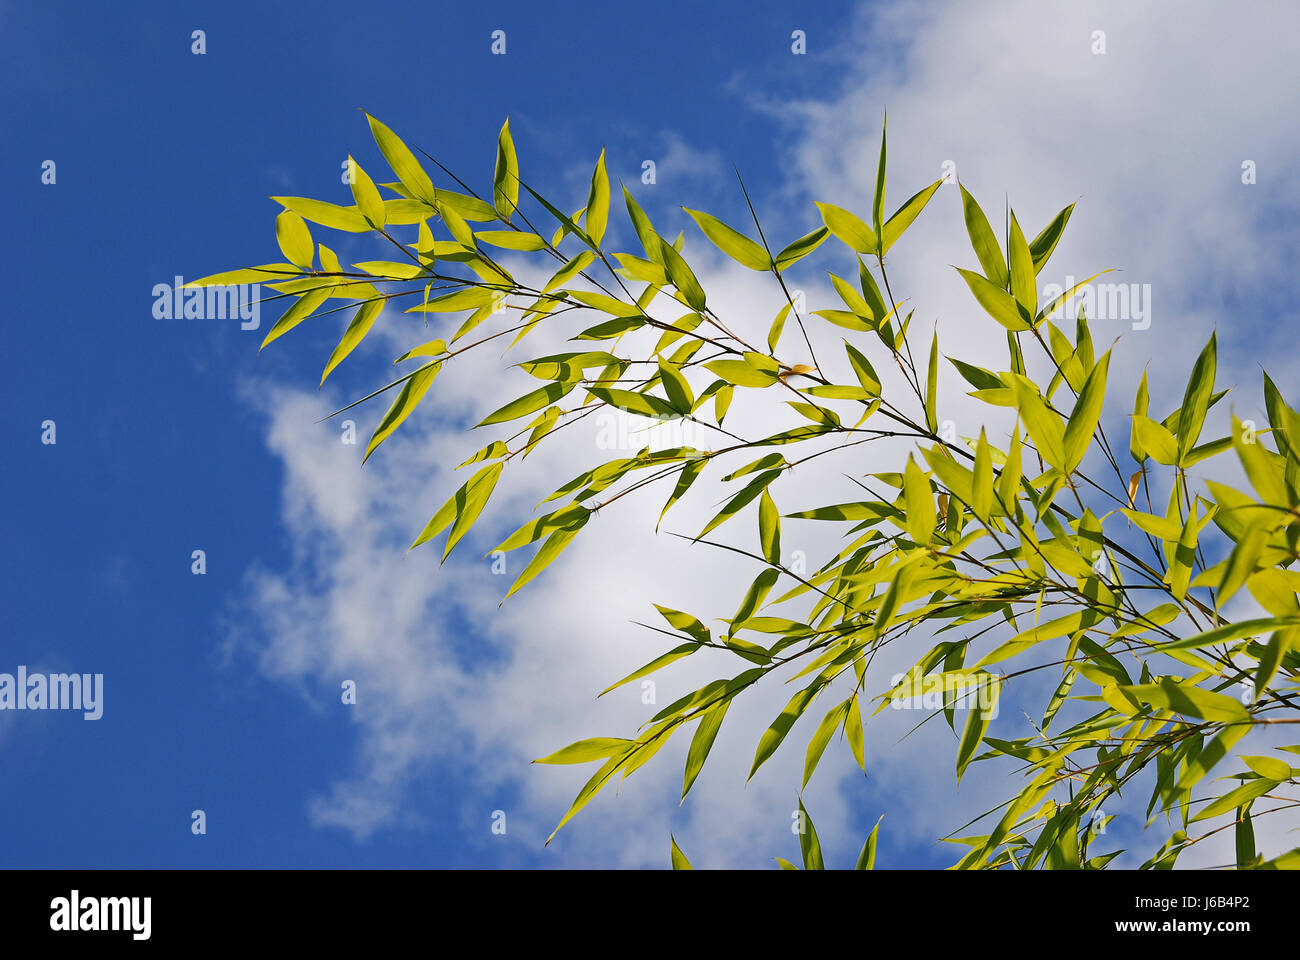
[196,113,1300,870]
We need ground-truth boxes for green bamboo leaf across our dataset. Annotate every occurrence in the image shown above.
[1010,375,1066,471]
[956,675,1000,781]
[704,358,779,388]
[1255,628,1297,696]
[925,331,939,434]
[545,753,625,844]
[405,287,499,314]
[1150,615,1300,653]
[660,241,707,310]
[972,430,994,521]
[997,425,1022,508]
[1174,724,1250,803]
[654,604,711,643]
[1118,508,1182,541]
[1232,415,1291,506]
[1132,414,1179,465]
[813,309,872,332]
[534,737,634,765]
[803,700,850,788]
[347,156,386,228]
[670,835,694,869]
[1041,671,1075,731]
[526,179,598,248]
[656,358,694,414]
[955,268,1032,331]
[714,383,734,423]
[366,114,437,206]
[1236,804,1256,868]
[321,299,385,385]
[659,458,708,528]
[260,286,330,351]
[1168,502,1209,602]
[271,197,369,232]
[682,699,729,800]
[761,304,790,354]
[977,613,1085,667]
[622,184,662,263]
[361,362,440,463]
[732,568,780,624]
[542,251,597,294]
[475,230,547,251]
[408,460,501,551]
[478,381,575,427]
[568,290,642,318]
[872,113,887,247]
[1192,779,1277,823]
[275,210,314,270]
[1007,211,1036,317]
[395,339,448,365]
[494,503,589,552]
[947,356,1003,393]
[882,179,942,253]
[785,502,897,522]
[1120,678,1249,723]
[700,470,782,539]
[503,513,588,600]
[1263,371,1300,460]
[354,260,425,280]
[587,387,678,420]
[1111,603,1181,638]
[903,456,936,543]
[958,184,1008,287]
[855,817,883,869]
[684,208,770,270]
[493,118,520,218]
[1242,754,1292,780]
[457,440,509,469]
[1029,202,1075,274]
[798,799,825,870]
[844,696,865,772]
[1130,368,1150,462]
[423,188,496,222]
[438,200,477,249]
[749,681,821,781]
[1176,333,1217,462]
[601,642,699,698]
[814,201,878,253]
[759,489,781,565]
[584,148,610,245]
[1063,349,1111,473]
[186,263,301,287]
[774,225,829,271]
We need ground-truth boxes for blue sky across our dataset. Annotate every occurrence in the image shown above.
[3,0,1299,869]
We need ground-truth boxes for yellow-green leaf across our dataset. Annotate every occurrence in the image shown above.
[584,148,610,245]
[814,201,877,253]
[347,156,385,228]
[684,208,770,270]
[366,114,437,206]
[362,362,440,463]
[321,299,384,385]
[534,738,634,765]
[959,184,1008,287]
[275,210,314,270]
[882,179,942,253]
[670,835,694,870]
